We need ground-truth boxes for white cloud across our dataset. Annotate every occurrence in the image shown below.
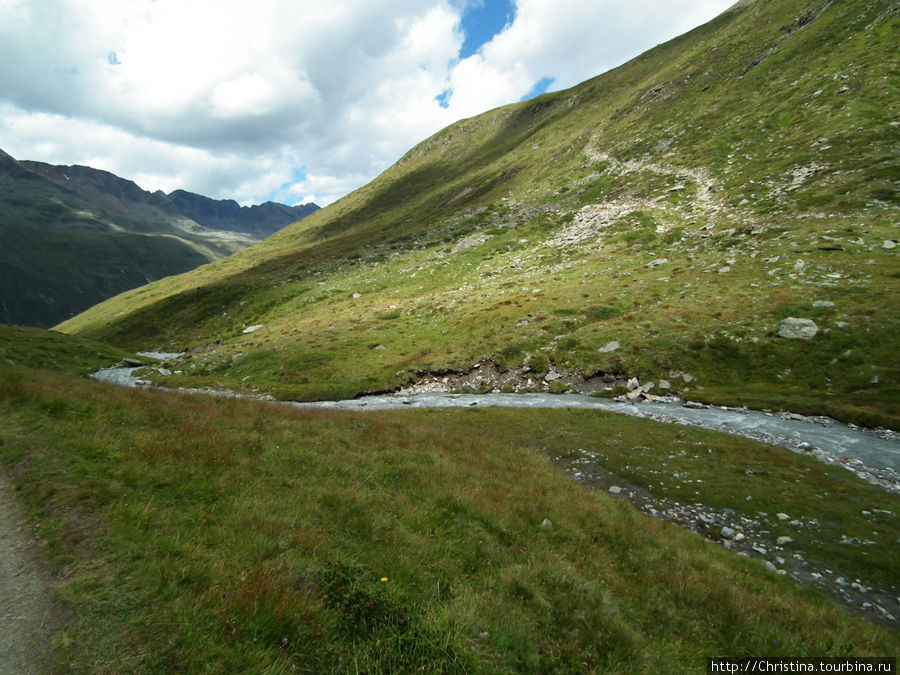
[0,0,735,207]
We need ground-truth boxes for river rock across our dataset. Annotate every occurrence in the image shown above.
[721,526,736,539]
[776,317,819,339]
[626,377,640,391]
[658,379,671,390]
[608,486,623,495]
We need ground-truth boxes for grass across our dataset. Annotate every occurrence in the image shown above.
[0,358,897,671]
[0,323,138,375]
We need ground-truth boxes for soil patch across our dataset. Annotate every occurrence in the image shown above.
[0,475,66,673]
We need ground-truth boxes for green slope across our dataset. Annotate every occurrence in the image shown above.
[58,0,900,424]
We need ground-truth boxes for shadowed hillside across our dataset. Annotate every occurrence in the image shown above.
[0,151,318,327]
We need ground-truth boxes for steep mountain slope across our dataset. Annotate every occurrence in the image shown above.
[0,152,318,327]
[59,0,899,424]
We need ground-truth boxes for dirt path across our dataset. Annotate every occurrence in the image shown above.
[0,476,63,674]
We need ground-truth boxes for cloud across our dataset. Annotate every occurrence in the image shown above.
[0,0,735,206]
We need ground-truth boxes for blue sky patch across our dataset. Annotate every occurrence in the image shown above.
[435,88,453,109]
[459,0,516,60]
[265,167,307,205]
[521,77,555,101]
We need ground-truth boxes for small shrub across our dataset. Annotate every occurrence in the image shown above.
[524,353,550,374]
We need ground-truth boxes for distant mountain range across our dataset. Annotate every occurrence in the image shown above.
[0,147,318,327]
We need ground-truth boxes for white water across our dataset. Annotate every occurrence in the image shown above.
[91,366,899,481]
[291,392,900,473]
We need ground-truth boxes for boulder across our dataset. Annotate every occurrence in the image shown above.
[776,317,819,339]
[599,340,620,353]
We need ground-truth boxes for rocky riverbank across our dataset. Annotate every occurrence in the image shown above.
[554,454,898,629]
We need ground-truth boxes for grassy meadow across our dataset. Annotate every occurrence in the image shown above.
[0,330,897,670]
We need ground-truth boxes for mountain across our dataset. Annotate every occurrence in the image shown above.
[58,0,899,426]
[168,190,319,238]
[0,152,318,327]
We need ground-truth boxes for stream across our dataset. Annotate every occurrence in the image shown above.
[92,361,899,489]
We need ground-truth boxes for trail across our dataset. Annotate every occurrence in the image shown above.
[0,476,63,674]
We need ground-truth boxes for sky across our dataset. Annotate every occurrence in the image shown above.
[0,0,736,207]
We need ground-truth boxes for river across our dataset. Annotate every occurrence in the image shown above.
[92,364,899,488]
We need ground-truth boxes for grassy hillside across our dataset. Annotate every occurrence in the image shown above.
[0,323,137,375]
[57,0,899,425]
[0,333,897,670]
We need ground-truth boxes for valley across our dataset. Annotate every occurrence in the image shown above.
[0,149,318,328]
[0,0,897,670]
[55,0,898,428]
